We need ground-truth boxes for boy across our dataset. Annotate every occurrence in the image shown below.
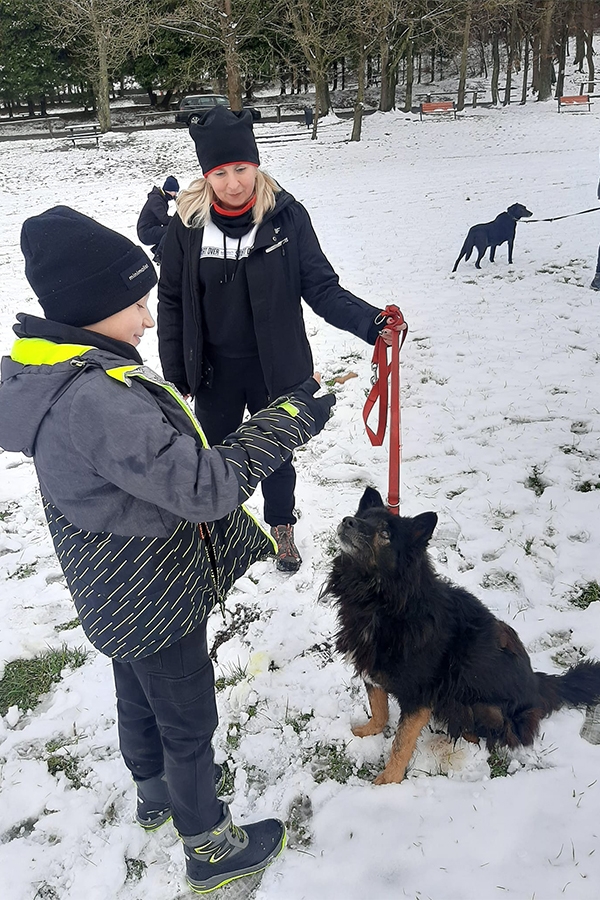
[0,206,335,893]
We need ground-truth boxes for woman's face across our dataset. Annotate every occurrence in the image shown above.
[206,164,258,210]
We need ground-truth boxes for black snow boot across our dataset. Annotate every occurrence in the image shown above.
[181,803,286,894]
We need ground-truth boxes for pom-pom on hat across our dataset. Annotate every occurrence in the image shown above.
[189,106,260,177]
[162,175,179,193]
[20,206,157,327]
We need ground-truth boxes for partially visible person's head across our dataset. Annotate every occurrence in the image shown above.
[20,206,157,337]
[162,175,179,199]
[179,107,279,228]
[189,106,260,177]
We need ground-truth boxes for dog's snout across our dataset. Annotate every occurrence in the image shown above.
[341,516,357,529]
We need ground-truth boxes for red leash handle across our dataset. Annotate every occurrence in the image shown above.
[362,305,408,514]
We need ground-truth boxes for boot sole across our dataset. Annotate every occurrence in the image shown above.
[186,827,287,893]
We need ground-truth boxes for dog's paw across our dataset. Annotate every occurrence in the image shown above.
[373,768,405,785]
[352,721,385,738]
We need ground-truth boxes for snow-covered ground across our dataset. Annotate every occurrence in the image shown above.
[1,94,600,900]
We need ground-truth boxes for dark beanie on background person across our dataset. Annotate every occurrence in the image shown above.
[20,206,157,327]
[189,106,260,176]
[162,175,179,193]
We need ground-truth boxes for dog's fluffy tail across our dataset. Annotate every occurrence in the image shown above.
[452,234,474,272]
[537,660,600,711]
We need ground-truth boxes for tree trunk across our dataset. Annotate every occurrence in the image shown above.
[491,33,500,105]
[504,5,518,106]
[457,0,472,111]
[403,41,414,113]
[379,37,397,111]
[555,19,568,99]
[585,0,595,87]
[40,95,47,117]
[222,0,242,110]
[520,34,530,104]
[316,76,331,116]
[537,0,556,101]
[351,34,365,142]
[96,30,111,132]
[430,46,435,82]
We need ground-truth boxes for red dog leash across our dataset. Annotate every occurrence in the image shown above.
[362,305,408,515]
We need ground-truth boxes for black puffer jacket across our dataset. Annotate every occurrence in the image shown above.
[157,189,381,398]
[137,186,171,247]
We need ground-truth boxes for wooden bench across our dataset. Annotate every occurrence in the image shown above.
[420,100,456,120]
[64,123,101,146]
[558,95,590,112]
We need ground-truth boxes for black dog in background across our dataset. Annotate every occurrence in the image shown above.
[452,202,532,271]
[324,487,600,784]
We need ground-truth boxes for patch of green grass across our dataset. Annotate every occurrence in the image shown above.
[481,570,519,591]
[285,709,314,735]
[125,858,147,882]
[487,749,510,778]
[575,479,600,493]
[286,794,313,847]
[523,538,534,556]
[226,723,241,751]
[46,748,89,789]
[54,617,81,632]
[33,885,60,900]
[551,645,587,669]
[0,502,18,522]
[9,563,37,580]
[0,645,89,716]
[214,660,248,692]
[209,603,260,661]
[568,581,600,610]
[218,759,235,795]
[525,465,547,497]
[4,817,37,841]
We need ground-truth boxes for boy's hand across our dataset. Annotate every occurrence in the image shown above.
[288,377,336,436]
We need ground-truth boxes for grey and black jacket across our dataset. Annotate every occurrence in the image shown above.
[0,314,330,661]
[158,188,382,398]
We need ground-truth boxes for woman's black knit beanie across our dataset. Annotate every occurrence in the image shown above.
[189,106,260,176]
[20,206,157,327]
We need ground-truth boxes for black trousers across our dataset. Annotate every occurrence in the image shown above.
[195,355,297,526]
[112,623,222,836]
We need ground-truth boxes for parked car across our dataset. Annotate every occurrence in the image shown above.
[175,94,261,125]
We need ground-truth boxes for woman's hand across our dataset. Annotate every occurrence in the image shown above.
[380,328,393,346]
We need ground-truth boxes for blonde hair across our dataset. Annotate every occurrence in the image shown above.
[177,169,281,229]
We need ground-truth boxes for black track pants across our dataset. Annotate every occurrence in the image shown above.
[112,624,222,835]
[194,355,297,526]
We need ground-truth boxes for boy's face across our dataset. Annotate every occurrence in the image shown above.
[83,294,154,347]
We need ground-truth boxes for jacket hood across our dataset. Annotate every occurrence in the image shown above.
[0,314,142,456]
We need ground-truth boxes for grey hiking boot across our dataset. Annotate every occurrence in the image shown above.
[590,273,600,291]
[136,764,225,831]
[181,803,286,893]
[270,524,302,572]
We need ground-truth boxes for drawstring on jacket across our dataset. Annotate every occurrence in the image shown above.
[221,232,243,284]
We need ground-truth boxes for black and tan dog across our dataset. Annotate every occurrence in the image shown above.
[452,202,532,271]
[324,487,600,784]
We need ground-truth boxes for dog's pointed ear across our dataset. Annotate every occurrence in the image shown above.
[357,486,385,515]
[411,512,438,547]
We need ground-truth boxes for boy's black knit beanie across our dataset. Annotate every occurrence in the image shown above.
[20,206,157,327]
[189,106,260,176]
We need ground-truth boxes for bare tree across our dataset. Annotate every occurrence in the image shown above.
[45,0,150,132]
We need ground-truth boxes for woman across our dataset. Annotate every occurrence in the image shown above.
[158,106,390,571]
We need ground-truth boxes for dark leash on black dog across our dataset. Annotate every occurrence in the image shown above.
[522,205,600,223]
